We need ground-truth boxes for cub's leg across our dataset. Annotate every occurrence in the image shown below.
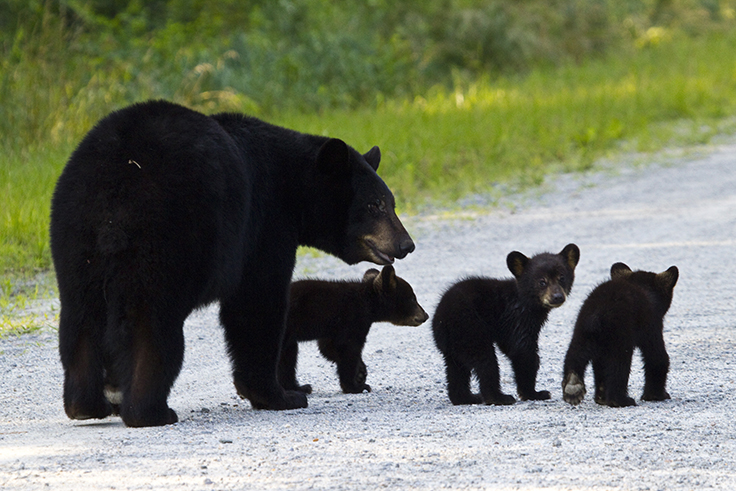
[640,336,671,401]
[475,350,516,405]
[318,336,370,394]
[510,349,550,401]
[442,354,483,405]
[278,337,312,394]
[598,353,636,407]
[562,344,593,405]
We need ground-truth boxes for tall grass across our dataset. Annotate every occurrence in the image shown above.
[275,30,736,206]
[2,4,736,279]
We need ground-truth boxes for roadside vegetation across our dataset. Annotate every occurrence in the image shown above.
[2,0,736,333]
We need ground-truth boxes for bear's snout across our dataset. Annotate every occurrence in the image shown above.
[412,305,429,326]
[397,236,415,258]
[542,288,567,308]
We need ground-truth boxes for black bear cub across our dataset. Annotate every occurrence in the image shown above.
[280,265,428,394]
[432,244,580,406]
[562,262,678,407]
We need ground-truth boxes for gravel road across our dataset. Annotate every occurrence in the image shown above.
[2,143,736,490]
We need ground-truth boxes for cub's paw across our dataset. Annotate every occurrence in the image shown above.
[562,372,586,405]
[449,393,483,405]
[600,395,636,407]
[483,393,516,406]
[355,360,368,386]
[340,382,371,394]
[520,390,551,401]
[641,389,670,402]
[297,384,313,394]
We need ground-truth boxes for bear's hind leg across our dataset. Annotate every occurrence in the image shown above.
[599,354,636,407]
[562,345,592,405]
[443,355,482,405]
[476,358,516,405]
[562,371,587,405]
[640,337,671,401]
[278,338,312,394]
[59,294,112,421]
[111,301,183,427]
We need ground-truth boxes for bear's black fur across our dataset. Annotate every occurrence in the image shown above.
[279,265,428,394]
[432,244,580,405]
[562,262,678,407]
[50,100,415,427]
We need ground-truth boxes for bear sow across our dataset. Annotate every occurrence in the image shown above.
[50,100,414,427]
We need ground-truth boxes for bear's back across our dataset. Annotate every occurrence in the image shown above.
[288,279,370,340]
[50,100,252,308]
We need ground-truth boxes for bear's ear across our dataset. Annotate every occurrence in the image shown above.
[374,264,397,291]
[363,146,381,171]
[362,268,380,283]
[560,243,580,270]
[657,266,679,290]
[506,251,529,279]
[610,262,632,280]
[316,138,350,175]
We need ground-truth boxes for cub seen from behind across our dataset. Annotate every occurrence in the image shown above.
[562,262,678,407]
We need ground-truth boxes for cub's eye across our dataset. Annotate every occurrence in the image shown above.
[559,275,565,282]
[539,279,548,288]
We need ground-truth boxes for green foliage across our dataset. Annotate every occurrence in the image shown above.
[2,0,736,281]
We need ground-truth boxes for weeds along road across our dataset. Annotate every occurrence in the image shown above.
[2,142,736,490]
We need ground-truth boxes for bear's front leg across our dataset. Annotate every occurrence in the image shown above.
[510,350,550,401]
[220,287,308,411]
[335,344,371,394]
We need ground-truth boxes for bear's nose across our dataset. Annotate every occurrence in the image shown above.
[550,292,566,305]
[398,237,415,257]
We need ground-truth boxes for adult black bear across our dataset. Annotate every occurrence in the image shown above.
[279,265,428,394]
[50,100,415,427]
[562,262,678,407]
[432,244,579,406]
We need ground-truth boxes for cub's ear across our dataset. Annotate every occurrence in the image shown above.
[506,251,529,279]
[559,243,580,270]
[657,266,679,290]
[610,262,632,280]
[363,146,381,171]
[362,268,380,283]
[375,264,398,291]
[316,138,350,175]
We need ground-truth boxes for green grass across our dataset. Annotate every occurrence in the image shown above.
[2,29,736,330]
[274,30,736,207]
[0,271,58,338]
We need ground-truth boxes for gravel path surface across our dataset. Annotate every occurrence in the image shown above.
[2,144,736,490]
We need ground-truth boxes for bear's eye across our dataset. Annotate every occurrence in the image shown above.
[559,274,565,282]
[368,198,385,215]
[539,279,548,288]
